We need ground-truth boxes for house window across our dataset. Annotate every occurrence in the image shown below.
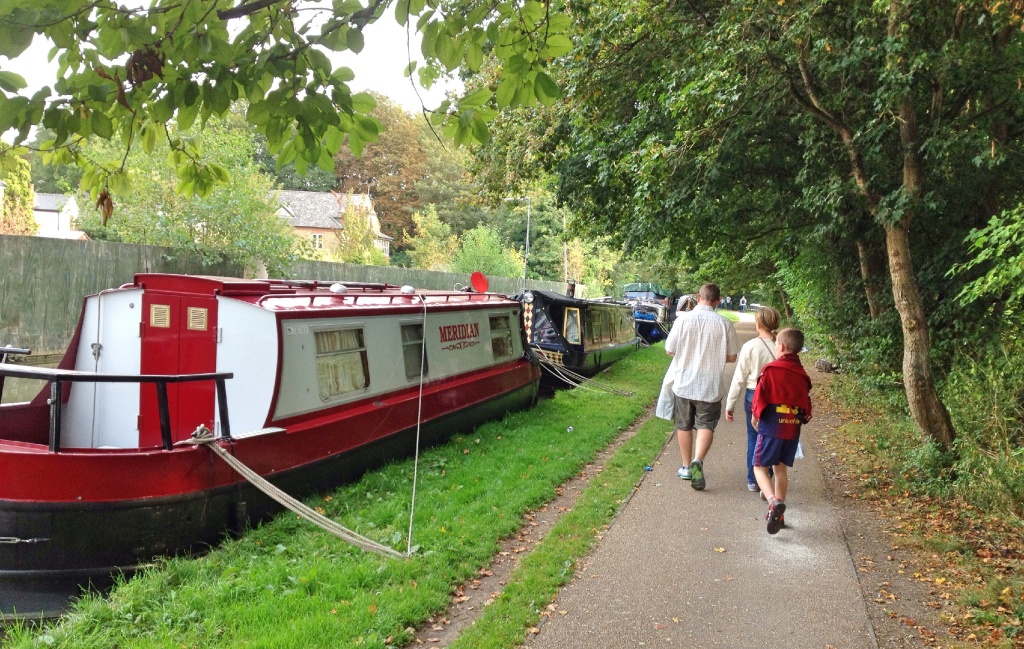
[314,329,369,399]
[401,323,428,379]
[489,315,514,359]
[312,233,324,249]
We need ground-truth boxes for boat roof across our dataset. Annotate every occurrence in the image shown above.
[623,282,670,297]
[127,274,515,312]
[528,289,629,309]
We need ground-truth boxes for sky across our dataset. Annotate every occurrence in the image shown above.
[0,14,459,117]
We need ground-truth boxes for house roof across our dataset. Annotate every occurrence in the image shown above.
[277,190,344,230]
[276,190,392,240]
[34,193,74,213]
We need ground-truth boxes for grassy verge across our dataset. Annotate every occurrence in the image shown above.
[447,415,672,649]
[822,375,1024,648]
[6,347,670,649]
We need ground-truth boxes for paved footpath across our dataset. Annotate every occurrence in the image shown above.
[525,318,878,649]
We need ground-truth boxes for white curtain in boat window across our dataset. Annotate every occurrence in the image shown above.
[315,329,369,399]
[564,308,581,344]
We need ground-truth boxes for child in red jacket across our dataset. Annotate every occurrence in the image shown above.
[751,328,812,535]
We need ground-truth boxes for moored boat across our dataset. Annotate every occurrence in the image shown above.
[520,289,639,388]
[0,274,540,618]
[623,282,674,344]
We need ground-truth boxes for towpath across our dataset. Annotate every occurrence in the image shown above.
[523,316,880,649]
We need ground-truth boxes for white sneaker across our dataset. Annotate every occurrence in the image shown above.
[677,466,692,480]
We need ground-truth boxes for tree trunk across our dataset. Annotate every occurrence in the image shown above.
[889,85,956,449]
[884,221,955,449]
[855,238,884,319]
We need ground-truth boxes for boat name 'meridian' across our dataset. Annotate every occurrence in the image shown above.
[439,322,480,343]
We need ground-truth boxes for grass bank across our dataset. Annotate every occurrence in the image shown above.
[6,346,671,648]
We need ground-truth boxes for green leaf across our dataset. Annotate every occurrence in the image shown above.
[465,41,484,72]
[0,71,28,92]
[323,125,344,153]
[333,0,364,13]
[91,110,114,139]
[436,32,462,71]
[332,67,356,83]
[470,112,489,143]
[207,162,231,183]
[394,0,411,27]
[316,146,335,172]
[347,28,365,53]
[461,86,492,107]
[348,129,365,157]
[151,94,175,122]
[520,0,545,26]
[350,92,376,114]
[141,122,159,153]
[178,100,200,130]
[210,82,230,114]
[534,71,561,105]
[541,34,573,59]
[495,77,518,108]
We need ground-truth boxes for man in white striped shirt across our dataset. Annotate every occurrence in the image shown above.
[665,283,739,490]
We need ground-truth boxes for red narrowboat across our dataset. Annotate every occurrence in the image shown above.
[0,274,540,618]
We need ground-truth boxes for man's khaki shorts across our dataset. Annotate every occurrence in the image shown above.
[672,396,722,431]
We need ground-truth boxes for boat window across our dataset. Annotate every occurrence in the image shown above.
[588,308,608,344]
[489,315,514,359]
[314,329,369,399]
[564,308,581,344]
[530,307,557,344]
[619,311,635,343]
[401,323,428,379]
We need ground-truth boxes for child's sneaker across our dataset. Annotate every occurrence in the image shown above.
[676,466,691,480]
[766,498,786,535]
[747,482,759,492]
[689,459,705,490]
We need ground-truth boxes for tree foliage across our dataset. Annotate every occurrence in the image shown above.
[405,204,459,271]
[0,153,36,235]
[330,194,390,265]
[0,0,573,207]
[77,110,302,275]
[467,0,1024,447]
[451,224,524,278]
[334,94,427,244]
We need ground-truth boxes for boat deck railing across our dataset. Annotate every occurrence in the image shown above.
[256,291,509,309]
[0,361,233,453]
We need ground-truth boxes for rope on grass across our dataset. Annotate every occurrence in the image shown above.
[533,354,633,397]
[183,426,404,560]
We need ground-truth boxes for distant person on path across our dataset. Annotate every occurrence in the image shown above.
[751,327,812,534]
[725,296,732,310]
[724,306,782,493]
[739,295,747,313]
[662,283,739,490]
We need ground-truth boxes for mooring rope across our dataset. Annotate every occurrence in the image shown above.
[533,353,634,397]
[405,291,428,557]
[183,427,404,560]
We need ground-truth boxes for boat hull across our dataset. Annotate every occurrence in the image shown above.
[0,378,538,618]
